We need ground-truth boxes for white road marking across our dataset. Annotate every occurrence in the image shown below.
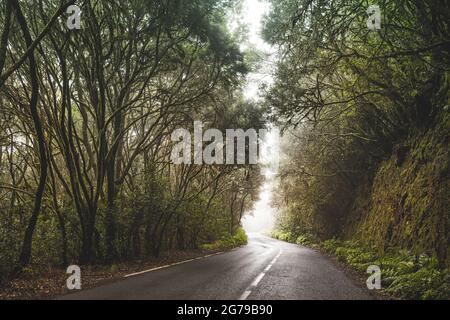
[239,249,283,300]
[239,290,252,300]
[264,264,273,272]
[124,252,224,278]
[252,272,265,287]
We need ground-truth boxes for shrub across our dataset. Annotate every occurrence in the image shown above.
[272,231,450,300]
[295,234,314,246]
[270,230,295,243]
[387,267,450,300]
[110,264,119,273]
[201,228,248,251]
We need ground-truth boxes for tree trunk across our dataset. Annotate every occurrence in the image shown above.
[105,162,117,262]
[80,216,96,264]
[10,0,48,273]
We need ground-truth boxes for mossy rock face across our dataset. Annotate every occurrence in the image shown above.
[349,112,450,267]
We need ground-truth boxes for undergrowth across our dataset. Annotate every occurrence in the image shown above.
[270,230,450,300]
[201,228,248,251]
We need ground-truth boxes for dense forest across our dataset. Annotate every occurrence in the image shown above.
[0,0,263,281]
[265,0,449,298]
[0,0,449,300]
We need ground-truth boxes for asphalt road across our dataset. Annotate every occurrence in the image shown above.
[61,233,373,300]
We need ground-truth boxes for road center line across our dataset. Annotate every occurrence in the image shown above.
[239,290,252,300]
[252,272,265,287]
[264,263,273,272]
[239,249,282,300]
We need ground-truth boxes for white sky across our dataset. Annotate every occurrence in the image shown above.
[240,0,273,52]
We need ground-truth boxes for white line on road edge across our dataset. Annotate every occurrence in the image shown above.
[124,252,224,278]
[239,250,282,300]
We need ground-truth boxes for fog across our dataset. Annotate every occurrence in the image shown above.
[242,177,276,233]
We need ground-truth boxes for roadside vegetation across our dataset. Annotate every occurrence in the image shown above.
[271,230,450,300]
[264,0,449,300]
[1,0,448,301]
[201,227,248,250]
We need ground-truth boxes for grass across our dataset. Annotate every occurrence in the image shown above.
[270,230,450,300]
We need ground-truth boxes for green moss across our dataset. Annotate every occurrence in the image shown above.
[349,112,450,267]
